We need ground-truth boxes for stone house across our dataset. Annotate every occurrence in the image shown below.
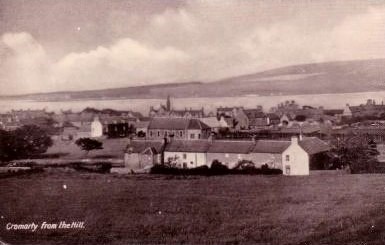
[147,117,211,140]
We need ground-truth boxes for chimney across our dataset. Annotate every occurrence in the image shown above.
[291,136,298,145]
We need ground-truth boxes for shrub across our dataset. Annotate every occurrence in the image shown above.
[210,160,229,175]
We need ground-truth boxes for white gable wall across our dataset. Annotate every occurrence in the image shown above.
[282,138,309,175]
[91,118,103,137]
[164,151,207,168]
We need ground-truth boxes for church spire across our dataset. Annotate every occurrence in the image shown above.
[166,95,171,111]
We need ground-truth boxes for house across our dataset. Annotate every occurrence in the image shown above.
[199,117,229,133]
[206,140,255,168]
[342,104,353,117]
[61,117,104,140]
[147,117,211,140]
[169,108,205,118]
[244,109,270,129]
[91,117,103,137]
[267,113,281,126]
[217,107,235,118]
[124,139,165,172]
[281,137,309,175]
[250,140,291,169]
[164,140,211,168]
[121,135,330,175]
[348,99,385,118]
[134,121,150,136]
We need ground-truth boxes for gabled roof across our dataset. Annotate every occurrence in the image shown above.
[188,118,210,130]
[298,137,331,155]
[200,117,222,128]
[148,117,210,130]
[207,141,254,154]
[252,140,291,154]
[126,140,164,154]
[165,140,211,153]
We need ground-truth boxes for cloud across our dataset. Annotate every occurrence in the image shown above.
[1,1,385,94]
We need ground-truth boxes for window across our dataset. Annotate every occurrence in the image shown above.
[183,153,187,159]
[198,134,201,139]
[179,131,183,137]
[150,131,153,137]
[164,131,168,137]
[190,134,195,139]
[157,131,160,137]
[285,165,291,175]
[285,155,290,161]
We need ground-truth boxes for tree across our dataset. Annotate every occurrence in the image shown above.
[0,125,53,161]
[75,138,103,155]
[332,135,379,173]
[294,115,307,122]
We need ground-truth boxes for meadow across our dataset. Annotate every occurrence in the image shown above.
[1,171,385,244]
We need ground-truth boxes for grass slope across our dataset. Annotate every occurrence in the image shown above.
[2,59,385,100]
[1,173,385,244]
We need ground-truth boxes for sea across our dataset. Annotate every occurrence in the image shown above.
[2,91,385,115]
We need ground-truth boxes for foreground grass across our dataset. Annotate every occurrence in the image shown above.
[1,172,385,244]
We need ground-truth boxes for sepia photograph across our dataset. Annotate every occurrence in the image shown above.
[1,0,385,244]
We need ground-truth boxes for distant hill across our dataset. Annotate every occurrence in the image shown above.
[3,59,385,101]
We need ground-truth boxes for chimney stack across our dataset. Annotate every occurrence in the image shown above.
[291,136,298,145]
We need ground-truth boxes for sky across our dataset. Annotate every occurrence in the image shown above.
[0,0,385,95]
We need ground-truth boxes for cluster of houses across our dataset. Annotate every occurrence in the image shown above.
[123,134,330,176]
[3,97,385,175]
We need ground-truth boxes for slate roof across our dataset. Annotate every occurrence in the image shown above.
[267,113,280,120]
[280,126,321,134]
[126,140,164,154]
[129,137,330,155]
[252,140,291,153]
[134,121,150,129]
[148,117,210,130]
[207,141,255,154]
[298,137,331,155]
[165,140,211,153]
[199,117,223,128]
[323,109,344,116]
[244,109,266,118]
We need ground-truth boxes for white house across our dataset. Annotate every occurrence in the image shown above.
[91,116,103,138]
[282,137,310,175]
[164,140,210,168]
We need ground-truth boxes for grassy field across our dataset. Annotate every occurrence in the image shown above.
[1,172,385,245]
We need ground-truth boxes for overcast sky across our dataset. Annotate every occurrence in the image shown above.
[1,0,385,95]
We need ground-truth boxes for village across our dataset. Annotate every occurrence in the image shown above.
[1,96,384,176]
